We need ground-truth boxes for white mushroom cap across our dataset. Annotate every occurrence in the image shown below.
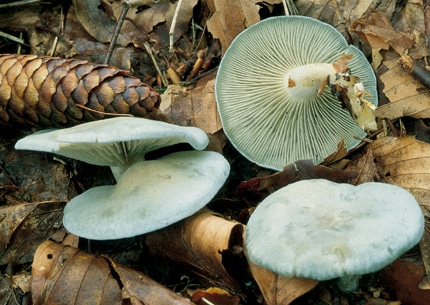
[215,16,378,170]
[15,117,209,179]
[63,150,230,240]
[246,179,424,289]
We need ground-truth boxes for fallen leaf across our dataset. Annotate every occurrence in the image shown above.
[247,258,318,305]
[376,63,430,120]
[368,136,430,210]
[191,287,240,305]
[382,259,430,305]
[0,200,67,265]
[351,10,414,54]
[145,209,245,295]
[206,0,282,52]
[237,159,358,201]
[111,0,198,50]
[160,71,222,134]
[346,148,379,184]
[321,138,350,165]
[31,240,193,305]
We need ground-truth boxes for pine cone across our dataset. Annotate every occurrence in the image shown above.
[0,54,162,128]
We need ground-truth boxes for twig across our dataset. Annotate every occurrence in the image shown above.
[399,54,430,88]
[144,41,169,87]
[105,2,130,65]
[0,30,25,44]
[352,135,373,143]
[169,0,183,52]
[0,0,45,9]
[49,5,64,57]
[75,104,134,117]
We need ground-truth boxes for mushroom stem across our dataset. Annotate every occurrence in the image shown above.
[337,274,359,292]
[285,59,377,131]
[285,63,336,100]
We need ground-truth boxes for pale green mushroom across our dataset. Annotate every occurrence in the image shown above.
[215,16,378,170]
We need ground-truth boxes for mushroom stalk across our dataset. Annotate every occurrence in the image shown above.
[285,55,377,131]
[337,274,359,292]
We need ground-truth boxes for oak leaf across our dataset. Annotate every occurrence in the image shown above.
[31,240,193,305]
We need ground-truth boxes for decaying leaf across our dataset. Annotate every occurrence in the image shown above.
[110,0,198,50]
[145,209,244,294]
[322,139,349,164]
[160,71,222,134]
[206,0,283,52]
[191,287,240,305]
[246,253,318,305]
[351,10,414,55]
[382,259,430,305]
[0,54,162,128]
[31,240,193,305]
[376,63,430,120]
[368,136,430,210]
[237,159,358,200]
[0,200,67,265]
[346,148,379,184]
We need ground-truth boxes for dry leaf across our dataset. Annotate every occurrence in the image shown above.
[322,138,349,164]
[0,201,67,265]
[382,259,430,305]
[191,287,240,305]
[346,148,379,184]
[145,209,244,295]
[206,0,282,52]
[111,0,198,50]
[237,159,358,201]
[351,10,414,54]
[246,255,318,305]
[368,136,430,210]
[31,240,193,305]
[376,63,430,120]
[160,71,222,134]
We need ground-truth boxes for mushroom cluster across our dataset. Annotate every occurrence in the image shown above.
[246,179,424,292]
[16,117,230,240]
[215,16,378,170]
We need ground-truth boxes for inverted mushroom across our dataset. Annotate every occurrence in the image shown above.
[215,16,378,170]
[15,117,209,180]
[63,151,230,240]
[246,179,424,292]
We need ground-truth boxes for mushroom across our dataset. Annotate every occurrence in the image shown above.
[15,117,209,180]
[215,16,378,171]
[63,150,230,240]
[15,117,231,239]
[245,179,424,292]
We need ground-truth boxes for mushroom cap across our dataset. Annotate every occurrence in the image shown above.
[63,150,230,240]
[215,16,378,170]
[246,179,424,280]
[15,117,209,179]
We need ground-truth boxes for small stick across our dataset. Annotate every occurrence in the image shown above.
[399,54,430,88]
[169,0,183,51]
[75,104,134,117]
[144,41,169,87]
[352,135,373,143]
[104,2,130,65]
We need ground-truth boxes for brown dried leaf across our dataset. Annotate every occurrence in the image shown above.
[237,160,358,201]
[145,209,244,294]
[321,138,349,165]
[111,0,198,50]
[346,148,379,184]
[160,71,222,134]
[368,136,430,210]
[351,11,414,54]
[191,287,240,305]
[376,63,430,120]
[382,259,430,305]
[31,240,193,305]
[246,255,318,305]
[206,0,282,52]
[0,201,67,265]
[73,0,128,45]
